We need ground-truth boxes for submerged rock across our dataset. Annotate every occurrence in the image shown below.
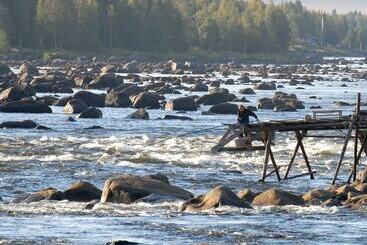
[0,120,38,129]
[12,188,65,204]
[252,188,304,206]
[63,99,88,114]
[163,115,193,121]
[0,99,52,113]
[105,240,139,245]
[180,186,252,212]
[77,107,103,119]
[126,108,149,120]
[164,96,197,111]
[208,103,238,114]
[101,174,193,204]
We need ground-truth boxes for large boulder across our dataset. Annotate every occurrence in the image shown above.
[72,91,105,107]
[165,96,197,111]
[179,186,252,212]
[64,99,88,114]
[195,91,229,105]
[302,189,335,204]
[0,99,52,113]
[254,82,276,90]
[252,188,304,206]
[208,103,238,115]
[0,86,34,104]
[101,65,116,74]
[88,73,121,89]
[77,107,103,119]
[101,174,193,204]
[30,76,74,93]
[257,98,274,110]
[126,108,149,120]
[74,75,93,88]
[19,63,39,77]
[12,188,65,204]
[131,92,162,109]
[105,91,131,108]
[239,88,256,95]
[123,61,140,73]
[63,181,102,202]
[237,189,258,203]
[189,83,208,92]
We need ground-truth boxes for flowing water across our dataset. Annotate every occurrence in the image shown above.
[0,60,367,244]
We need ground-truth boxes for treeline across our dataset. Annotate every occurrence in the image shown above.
[0,0,367,54]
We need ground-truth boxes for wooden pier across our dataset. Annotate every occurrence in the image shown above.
[212,94,367,184]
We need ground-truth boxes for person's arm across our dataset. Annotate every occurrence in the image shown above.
[248,110,258,119]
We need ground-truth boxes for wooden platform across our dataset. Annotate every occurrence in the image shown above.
[212,94,367,184]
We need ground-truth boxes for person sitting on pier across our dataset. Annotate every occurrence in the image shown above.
[237,104,259,125]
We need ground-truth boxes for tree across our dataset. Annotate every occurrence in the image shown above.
[0,28,9,52]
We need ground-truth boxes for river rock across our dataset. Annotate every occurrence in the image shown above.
[302,189,335,204]
[105,240,139,245]
[237,189,258,203]
[63,181,102,202]
[189,83,208,92]
[101,174,193,204]
[19,63,39,77]
[195,91,229,105]
[239,88,256,94]
[254,82,276,90]
[131,92,162,109]
[72,91,105,107]
[74,75,93,88]
[105,91,131,107]
[0,86,34,103]
[163,115,193,121]
[164,96,197,111]
[355,183,367,194]
[77,107,103,119]
[12,188,65,204]
[252,188,304,206]
[0,99,52,113]
[0,120,38,129]
[126,108,149,120]
[179,186,252,212]
[257,98,274,109]
[0,64,12,75]
[64,99,88,114]
[208,103,238,114]
[89,73,121,89]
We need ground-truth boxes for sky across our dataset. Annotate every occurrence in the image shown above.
[269,0,367,13]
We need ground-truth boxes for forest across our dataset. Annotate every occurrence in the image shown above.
[0,0,367,54]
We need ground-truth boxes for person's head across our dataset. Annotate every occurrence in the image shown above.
[238,104,246,111]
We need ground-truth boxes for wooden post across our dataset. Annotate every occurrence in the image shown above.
[332,117,354,185]
[261,131,270,182]
[269,147,281,181]
[352,93,361,181]
[296,131,315,180]
[284,137,301,179]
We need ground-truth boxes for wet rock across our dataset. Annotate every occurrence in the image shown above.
[237,189,258,203]
[254,82,276,90]
[84,125,103,130]
[30,76,73,93]
[74,75,93,88]
[252,188,304,206]
[105,240,139,245]
[195,91,229,105]
[239,88,256,95]
[345,194,367,208]
[163,115,193,121]
[357,167,367,183]
[0,86,34,103]
[84,199,99,210]
[179,186,252,212]
[126,108,149,120]
[334,185,359,200]
[19,63,39,77]
[257,98,274,109]
[77,107,102,119]
[273,104,297,112]
[36,95,59,106]
[64,99,88,114]
[12,188,65,204]
[105,88,134,108]
[64,181,102,202]
[355,183,367,194]
[89,73,121,89]
[322,198,342,207]
[302,189,334,204]
[130,92,162,109]
[164,96,197,111]
[101,65,116,74]
[333,101,352,107]
[0,99,52,113]
[53,96,72,106]
[208,103,238,115]
[123,61,140,73]
[189,83,208,92]
[72,91,105,107]
[101,174,193,204]
[36,125,51,130]
[0,120,38,129]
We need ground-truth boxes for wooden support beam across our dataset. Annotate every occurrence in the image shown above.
[352,93,361,182]
[264,166,282,179]
[261,132,271,182]
[296,131,315,180]
[284,137,301,180]
[269,146,281,181]
[287,171,317,180]
[348,133,367,183]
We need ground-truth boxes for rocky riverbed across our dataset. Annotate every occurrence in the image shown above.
[0,57,367,244]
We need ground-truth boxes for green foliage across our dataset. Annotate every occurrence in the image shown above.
[42,51,57,61]
[0,0,366,54]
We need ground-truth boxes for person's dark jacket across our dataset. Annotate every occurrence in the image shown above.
[237,109,258,124]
